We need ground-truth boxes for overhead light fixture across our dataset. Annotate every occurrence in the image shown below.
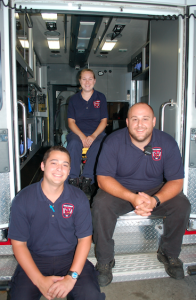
[47,38,60,49]
[15,13,19,19]
[76,37,90,49]
[42,13,57,20]
[78,21,95,38]
[19,38,29,49]
[111,24,125,40]
[46,21,57,31]
[102,40,117,51]
[76,21,95,50]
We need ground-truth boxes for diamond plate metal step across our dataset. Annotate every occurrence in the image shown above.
[88,244,196,282]
[0,245,195,283]
[0,255,17,281]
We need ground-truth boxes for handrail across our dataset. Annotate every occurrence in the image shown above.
[159,99,175,131]
[17,100,27,158]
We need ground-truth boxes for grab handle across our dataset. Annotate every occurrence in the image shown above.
[159,99,175,131]
[17,100,27,158]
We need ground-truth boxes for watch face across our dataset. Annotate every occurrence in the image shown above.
[72,272,78,279]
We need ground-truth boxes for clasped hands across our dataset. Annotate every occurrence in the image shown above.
[38,275,76,300]
[82,134,96,148]
[133,192,157,216]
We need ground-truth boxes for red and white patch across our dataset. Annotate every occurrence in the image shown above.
[152,147,162,161]
[62,203,74,218]
[93,100,100,108]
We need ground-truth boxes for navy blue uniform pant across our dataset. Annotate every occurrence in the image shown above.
[92,184,191,264]
[10,252,105,300]
[66,132,105,183]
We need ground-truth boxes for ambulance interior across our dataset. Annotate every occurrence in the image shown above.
[16,12,179,190]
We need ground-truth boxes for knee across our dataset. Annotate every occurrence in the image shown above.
[67,138,82,152]
[82,284,105,300]
[174,194,191,218]
[92,190,112,217]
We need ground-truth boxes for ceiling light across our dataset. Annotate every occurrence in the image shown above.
[19,39,29,48]
[15,13,19,19]
[76,21,95,50]
[102,40,117,51]
[76,37,90,49]
[46,22,57,31]
[78,21,95,38]
[42,13,57,20]
[47,38,60,49]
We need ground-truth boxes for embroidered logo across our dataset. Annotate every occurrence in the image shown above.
[152,147,162,161]
[93,100,100,108]
[62,203,74,218]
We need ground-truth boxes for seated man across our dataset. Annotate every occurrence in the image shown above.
[92,103,191,287]
[8,146,105,300]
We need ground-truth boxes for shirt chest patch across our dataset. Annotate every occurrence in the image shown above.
[62,203,74,218]
[93,100,100,108]
[152,147,162,161]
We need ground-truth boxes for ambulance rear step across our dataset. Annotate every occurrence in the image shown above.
[88,245,196,282]
[0,213,196,283]
[0,245,195,284]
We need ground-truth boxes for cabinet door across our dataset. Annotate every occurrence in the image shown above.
[150,20,180,145]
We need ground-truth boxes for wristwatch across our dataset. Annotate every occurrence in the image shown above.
[153,195,161,207]
[68,271,79,280]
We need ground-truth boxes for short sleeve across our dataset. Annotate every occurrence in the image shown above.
[163,141,184,181]
[8,193,31,242]
[73,192,92,238]
[100,94,108,120]
[67,97,76,120]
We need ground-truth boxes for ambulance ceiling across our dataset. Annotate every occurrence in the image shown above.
[16,13,149,68]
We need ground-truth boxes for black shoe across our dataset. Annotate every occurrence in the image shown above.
[157,248,184,279]
[81,177,92,199]
[95,259,115,287]
[68,178,79,188]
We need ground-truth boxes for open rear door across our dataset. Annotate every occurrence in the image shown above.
[0,4,16,232]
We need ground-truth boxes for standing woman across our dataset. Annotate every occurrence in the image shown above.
[66,69,108,198]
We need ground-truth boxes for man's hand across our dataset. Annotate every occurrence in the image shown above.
[47,275,76,299]
[134,192,156,216]
[37,275,64,300]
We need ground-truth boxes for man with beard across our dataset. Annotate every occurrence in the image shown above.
[92,103,191,287]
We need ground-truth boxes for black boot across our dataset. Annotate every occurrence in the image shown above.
[157,247,184,279]
[81,177,92,199]
[68,178,80,188]
[95,259,115,287]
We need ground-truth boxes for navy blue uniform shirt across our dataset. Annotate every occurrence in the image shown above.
[96,128,184,192]
[8,180,92,256]
[67,89,108,135]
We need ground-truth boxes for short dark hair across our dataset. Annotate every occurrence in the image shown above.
[42,146,71,165]
[128,103,154,117]
[79,68,96,79]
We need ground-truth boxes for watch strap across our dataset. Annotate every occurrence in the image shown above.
[153,195,161,207]
[67,271,79,280]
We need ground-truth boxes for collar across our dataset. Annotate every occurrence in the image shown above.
[80,89,96,102]
[37,179,70,204]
